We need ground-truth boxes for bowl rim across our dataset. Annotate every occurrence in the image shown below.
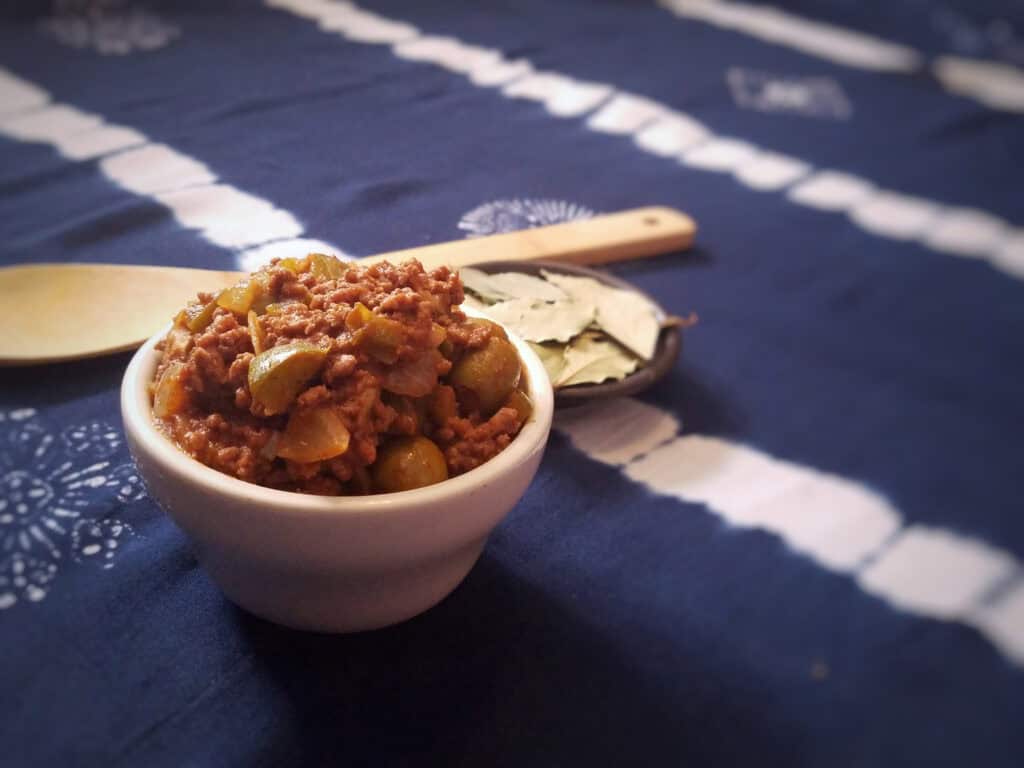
[121,309,554,517]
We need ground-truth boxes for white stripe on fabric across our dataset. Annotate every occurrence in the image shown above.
[264,0,1024,282]
[680,137,758,172]
[58,125,147,161]
[0,67,346,267]
[467,58,534,87]
[787,171,876,212]
[0,99,144,167]
[501,72,613,118]
[100,144,217,195]
[394,36,502,74]
[634,113,710,155]
[316,0,418,43]
[733,151,810,191]
[1,105,102,150]
[658,0,1024,114]
[849,192,942,241]
[858,527,1017,620]
[968,580,1024,666]
[154,185,304,249]
[553,397,680,466]
[623,433,901,571]
[994,233,1024,280]
[658,0,920,72]
[586,93,667,135]
[555,398,1024,667]
[923,209,1010,258]
[933,56,1024,113]
[0,69,48,117]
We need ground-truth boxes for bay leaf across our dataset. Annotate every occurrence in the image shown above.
[541,271,661,361]
[460,268,566,303]
[459,268,506,303]
[556,332,639,387]
[527,341,567,383]
[483,297,595,343]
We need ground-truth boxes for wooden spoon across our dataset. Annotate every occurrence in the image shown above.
[0,206,695,365]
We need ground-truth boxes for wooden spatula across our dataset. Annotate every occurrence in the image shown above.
[0,206,695,365]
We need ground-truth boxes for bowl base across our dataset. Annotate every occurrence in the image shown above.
[203,538,488,633]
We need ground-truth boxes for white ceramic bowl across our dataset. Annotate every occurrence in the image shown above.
[121,317,553,633]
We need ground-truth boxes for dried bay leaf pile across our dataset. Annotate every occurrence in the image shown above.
[460,268,687,388]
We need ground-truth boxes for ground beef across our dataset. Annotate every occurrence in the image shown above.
[151,257,529,494]
[444,318,497,349]
[161,411,277,483]
[442,408,522,475]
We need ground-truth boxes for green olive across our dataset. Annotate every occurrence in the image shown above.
[248,342,327,415]
[448,336,520,415]
[217,279,260,315]
[371,436,449,493]
[357,316,405,364]
[277,256,310,273]
[180,298,218,332]
[309,252,346,279]
[347,303,406,364]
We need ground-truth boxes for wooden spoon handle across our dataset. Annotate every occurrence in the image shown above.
[369,206,696,269]
[0,206,695,365]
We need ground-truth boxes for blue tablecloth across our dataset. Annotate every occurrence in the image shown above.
[2,1,1023,765]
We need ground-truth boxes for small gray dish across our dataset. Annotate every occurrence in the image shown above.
[465,259,683,406]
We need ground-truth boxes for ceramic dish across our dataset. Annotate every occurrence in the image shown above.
[467,260,682,405]
[121,309,554,633]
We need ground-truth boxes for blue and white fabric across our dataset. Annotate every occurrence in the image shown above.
[1,1,1023,764]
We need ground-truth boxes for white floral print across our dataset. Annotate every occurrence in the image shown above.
[0,554,57,608]
[41,0,180,56]
[458,198,595,237]
[932,7,1024,66]
[727,68,852,120]
[72,517,134,569]
[0,408,142,609]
